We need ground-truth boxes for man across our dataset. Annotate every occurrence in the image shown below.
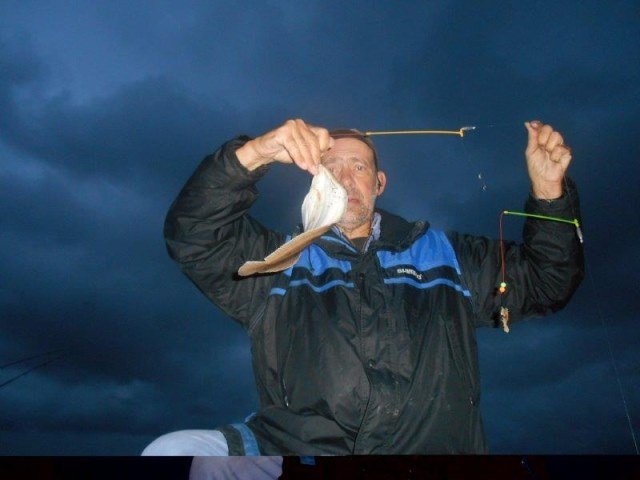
[144,119,583,462]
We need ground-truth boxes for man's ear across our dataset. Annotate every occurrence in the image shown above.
[376,171,387,196]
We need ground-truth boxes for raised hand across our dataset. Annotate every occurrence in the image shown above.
[524,120,573,200]
[236,119,333,175]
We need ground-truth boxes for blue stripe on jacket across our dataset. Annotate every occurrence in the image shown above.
[270,244,352,296]
[377,229,462,274]
[270,228,468,297]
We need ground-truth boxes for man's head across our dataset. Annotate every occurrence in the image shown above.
[321,130,387,237]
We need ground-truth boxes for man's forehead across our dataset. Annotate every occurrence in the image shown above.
[321,138,375,163]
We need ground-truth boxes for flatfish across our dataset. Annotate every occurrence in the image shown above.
[237,165,347,276]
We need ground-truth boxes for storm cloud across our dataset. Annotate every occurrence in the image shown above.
[1,1,638,455]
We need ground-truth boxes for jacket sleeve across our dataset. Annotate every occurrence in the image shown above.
[448,178,585,328]
[163,136,285,331]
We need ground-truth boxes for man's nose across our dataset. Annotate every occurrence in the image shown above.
[338,169,354,188]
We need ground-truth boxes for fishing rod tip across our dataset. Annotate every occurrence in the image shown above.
[459,126,476,137]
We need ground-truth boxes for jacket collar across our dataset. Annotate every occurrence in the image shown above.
[316,208,429,256]
[375,208,429,251]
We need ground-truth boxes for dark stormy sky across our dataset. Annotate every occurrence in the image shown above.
[1,1,639,455]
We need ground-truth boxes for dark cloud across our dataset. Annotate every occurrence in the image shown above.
[0,80,237,195]
[1,1,639,455]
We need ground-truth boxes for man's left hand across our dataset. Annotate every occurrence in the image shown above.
[525,120,572,200]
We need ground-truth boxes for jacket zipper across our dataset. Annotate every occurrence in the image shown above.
[279,328,296,409]
[443,318,476,407]
[351,266,372,453]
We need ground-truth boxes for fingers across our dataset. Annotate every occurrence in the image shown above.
[546,130,570,163]
[525,120,572,164]
[546,131,563,150]
[524,121,540,154]
[550,144,572,163]
[288,120,319,174]
[310,126,334,152]
[277,119,331,175]
[536,123,553,146]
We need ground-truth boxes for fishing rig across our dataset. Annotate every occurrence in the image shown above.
[345,123,636,454]
[363,126,477,138]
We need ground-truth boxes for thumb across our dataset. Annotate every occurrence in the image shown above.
[524,120,540,153]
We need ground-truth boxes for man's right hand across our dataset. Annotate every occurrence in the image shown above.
[235,119,333,175]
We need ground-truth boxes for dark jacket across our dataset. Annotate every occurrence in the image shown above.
[164,137,584,454]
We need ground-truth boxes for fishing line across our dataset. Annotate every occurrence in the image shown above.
[497,189,638,453]
[561,171,639,454]
[356,126,488,191]
[553,176,636,454]
[473,122,518,130]
[586,259,640,454]
[459,128,488,191]
[0,349,65,369]
[0,353,65,389]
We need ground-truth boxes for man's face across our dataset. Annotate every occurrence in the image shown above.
[321,138,386,233]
